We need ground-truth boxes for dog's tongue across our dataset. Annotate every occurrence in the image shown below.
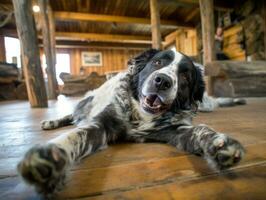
[146,95,162,107]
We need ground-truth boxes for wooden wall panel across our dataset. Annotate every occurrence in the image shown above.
[69,48,143,76]
[70,49,81,75]
[175,30,198,56]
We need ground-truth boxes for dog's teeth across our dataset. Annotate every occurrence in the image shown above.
[153,97,162,107]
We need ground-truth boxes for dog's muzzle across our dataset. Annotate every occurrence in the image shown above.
[153,73,172,91]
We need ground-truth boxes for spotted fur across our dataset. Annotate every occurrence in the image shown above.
[18,49,245,196]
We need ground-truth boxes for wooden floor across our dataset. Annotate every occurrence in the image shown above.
[0,96,266,200]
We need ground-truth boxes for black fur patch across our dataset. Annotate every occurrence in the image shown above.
[73,96,94,123]
[129,49,160,99]
[129,49,205,112]
[94,104,127,143]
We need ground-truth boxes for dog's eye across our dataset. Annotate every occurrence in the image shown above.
[180,74,188,81]
[153,60,161,66]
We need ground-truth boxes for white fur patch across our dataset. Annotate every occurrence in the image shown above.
[172,50,183,65]
[41,120,59,130]
[79,72,127,125]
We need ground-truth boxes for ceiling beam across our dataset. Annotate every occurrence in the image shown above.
[55,32,152,44]
[185,8,200,22]
[1,29,160,45]
[160,0,233,11]
[46,41,150,50]
[54,12,194,29]
[159,0,198,7]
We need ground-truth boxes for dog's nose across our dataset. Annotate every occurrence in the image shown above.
[153,74,172,90]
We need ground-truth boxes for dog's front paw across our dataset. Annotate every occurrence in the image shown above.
[41,120,59,130]
[17,144,69,195]
[205,134,245,170]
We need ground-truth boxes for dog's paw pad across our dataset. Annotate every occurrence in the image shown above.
[207,134,245,170]
[17,144,68,194]
[41,120,59,130]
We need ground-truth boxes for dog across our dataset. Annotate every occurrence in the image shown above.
[17,49,245,196]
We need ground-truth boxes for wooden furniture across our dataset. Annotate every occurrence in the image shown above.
[60,72,106,96]
[0,62,27,101]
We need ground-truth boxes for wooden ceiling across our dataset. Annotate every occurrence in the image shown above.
[0,0,234,47]
[50,0,198,37]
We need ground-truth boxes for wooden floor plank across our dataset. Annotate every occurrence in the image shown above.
[83,164,266,200]
[1,142,265,199]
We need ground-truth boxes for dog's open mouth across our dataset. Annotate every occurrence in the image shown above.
[141,94,168,114]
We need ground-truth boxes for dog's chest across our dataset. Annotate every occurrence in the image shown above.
[130,98,156,129]
[129,99,193,136]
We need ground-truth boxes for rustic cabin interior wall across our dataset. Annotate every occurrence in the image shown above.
[175,29,198,57]
[219,0,266,61]
[68,48,143,76]
[222,25,246,61]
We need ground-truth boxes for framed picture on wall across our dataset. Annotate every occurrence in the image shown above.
[81,52,102,67]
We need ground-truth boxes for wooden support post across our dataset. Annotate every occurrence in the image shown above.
[12,0,48,107]
[39,0,58,99]
[262,0,266,59]
[150,0,162,49]
[199,0,215,95]
[0,36,6,62]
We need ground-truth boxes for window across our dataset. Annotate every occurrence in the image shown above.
[4,37,21,68]
[42,53,70,85]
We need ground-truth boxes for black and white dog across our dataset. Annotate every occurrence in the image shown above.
[18,49,245,195]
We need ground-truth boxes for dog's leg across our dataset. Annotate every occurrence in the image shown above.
[41,114,74,130]
[17,124,108,195]
[141,124,245,170]
[177,125,245,170]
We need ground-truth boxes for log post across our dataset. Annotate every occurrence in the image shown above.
[150,0,162,49]
[39,0,58,99]
[12,0,48,107]
[0,36,6,62]
[262,0,266,59]
[199,0,215,95]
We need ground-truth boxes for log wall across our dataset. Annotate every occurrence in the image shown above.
[68,48,143,76]
[175,30,197,56]
[223,25,246,61]
[238,0,265,60]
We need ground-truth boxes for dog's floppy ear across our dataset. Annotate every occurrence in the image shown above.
[171,61,205,112]
[128,49,160,75]
[192,63,205,102]
[129,49,160,100]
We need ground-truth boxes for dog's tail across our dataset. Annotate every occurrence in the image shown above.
[41,114,74,130]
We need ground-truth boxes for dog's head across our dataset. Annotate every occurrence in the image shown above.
[130,49,205,115]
